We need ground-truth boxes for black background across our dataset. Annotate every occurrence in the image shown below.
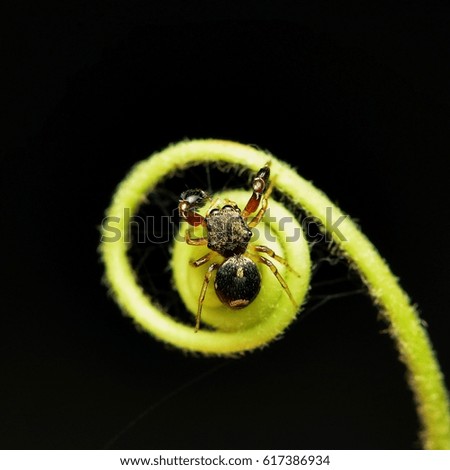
[2,2,450,449]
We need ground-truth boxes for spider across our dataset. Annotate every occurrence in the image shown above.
[178,164,298,331]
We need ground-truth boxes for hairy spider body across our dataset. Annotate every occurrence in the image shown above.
[214,256,261,309]
[206,206,252,257]
[178,164,298,331]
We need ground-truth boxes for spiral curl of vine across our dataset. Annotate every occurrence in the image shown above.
[100,139,450,449]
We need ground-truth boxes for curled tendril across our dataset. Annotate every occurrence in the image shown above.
[172,190,310,347]
[100,139,450,449]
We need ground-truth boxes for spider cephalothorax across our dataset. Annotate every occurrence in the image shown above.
[178,164,297,331]
[206,204,252,257]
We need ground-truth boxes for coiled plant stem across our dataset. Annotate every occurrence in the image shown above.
[100,139,450,449]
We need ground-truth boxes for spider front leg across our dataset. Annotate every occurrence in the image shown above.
[246,184,273,228]
[179,189,209,227]
[242,164,272,221]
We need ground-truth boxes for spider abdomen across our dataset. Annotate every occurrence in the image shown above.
[214,256,261,309]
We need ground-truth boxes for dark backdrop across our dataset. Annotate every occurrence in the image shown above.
[2,2,450,449]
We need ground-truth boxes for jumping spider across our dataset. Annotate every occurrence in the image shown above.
[178,164,298,331]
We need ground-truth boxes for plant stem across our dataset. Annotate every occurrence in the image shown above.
[100,139,450,449]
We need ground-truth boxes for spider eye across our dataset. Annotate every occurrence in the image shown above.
[222,204,239,212]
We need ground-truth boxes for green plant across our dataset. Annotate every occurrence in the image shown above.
[100,139,450,449]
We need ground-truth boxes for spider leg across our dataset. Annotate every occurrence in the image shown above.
[178,189,209,227]
[250,245,301,277]
[242,164,272,219]
[205,196,221,216]
[191,251,213,267]
[180,209,206,227]
[246,183,273,227]
[257,255,297,306]
[185,229,208,246]
[195,262,220,331]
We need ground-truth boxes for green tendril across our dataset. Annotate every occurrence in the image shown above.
[99,139,450,449]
